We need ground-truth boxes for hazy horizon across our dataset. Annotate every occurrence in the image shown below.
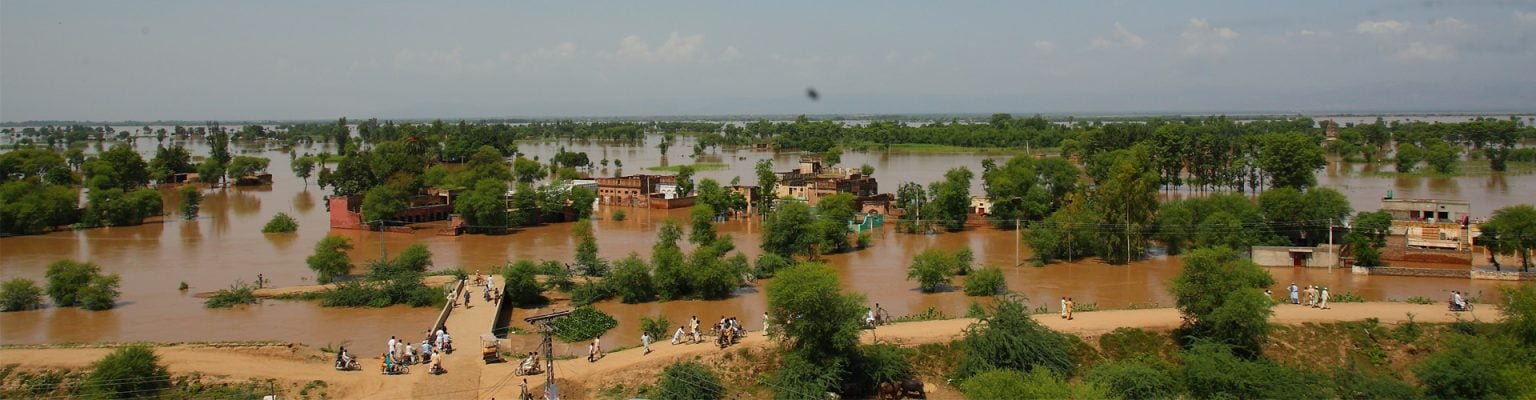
[4,1,1535,122]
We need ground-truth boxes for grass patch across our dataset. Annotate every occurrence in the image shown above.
[891,306,950,323]
[1359,158,1536,177]
[645,162,728,172]
[1403,296,1436,305]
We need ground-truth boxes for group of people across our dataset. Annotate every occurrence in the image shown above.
[1286,283,1331,309]
[377,328,453,375]
[864,304,889,328]
[1060,297,1076,320]
[474,271,501,305]
[714,315,746,347]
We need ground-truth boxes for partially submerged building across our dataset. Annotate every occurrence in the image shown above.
[775,156,879,206]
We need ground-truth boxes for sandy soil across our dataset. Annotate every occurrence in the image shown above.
[0,302,1496,399]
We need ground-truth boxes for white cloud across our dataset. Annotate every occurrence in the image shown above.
[719,45,741,62]
[614,32,707,63]
[1091,22,1146,49]
[618,35,652,60]
[1034,40,1056,53]
[1355,20,1408,35]
[1431,17,1470,31]
[1397,42,1455,61]
[1181,18,1239,56]
[1516,10,1536,26]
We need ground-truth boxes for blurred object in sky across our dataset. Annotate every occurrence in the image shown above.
[806,87,819,101]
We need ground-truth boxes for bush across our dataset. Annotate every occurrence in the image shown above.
[1330,291,1366,303]
[1098,327,1177,361]
[178,185,201,219]
[1170,247,1275,358]
[961,368,1111,400]
[956,298,1074,379]
[1085,358,1181,400]
[204,281,258,309]
[655,361,724,400]
[1498,284,1536,346]
[847,344,914,394]
[83,345,170,399]
[611,209,626,221]
[640,313,672,342]
[551,306,617,343]
[1412,334,1535,399]
[1331,366,1420,400]
[1404,296,1435,305]
[393,243,433,273]
[1182,342,1331,400]
[261,212,298,233]
[569,279,615,306]
[0,278,44,311]
[501,260,547,307]
[772,352,843,400]
[609,253,656,303]
[907,249,956,292]
[753,253,791,279]
[954,247,975,275]
[77,273,121,311]
[856,231,872,249]
[963,266,1007,296]
[45,259,99,307]
[306,235,353,284]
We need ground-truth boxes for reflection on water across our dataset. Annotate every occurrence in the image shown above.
[1,134,1533,349]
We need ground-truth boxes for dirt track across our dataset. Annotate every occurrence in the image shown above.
[0,301,1496,399]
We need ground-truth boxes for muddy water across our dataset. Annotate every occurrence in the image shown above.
[1,132,1531,356]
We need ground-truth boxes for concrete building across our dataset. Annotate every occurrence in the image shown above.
[970,196,994,215]
[1252,244,1342,268]
[1380,198,1471,225]
[595,175,666,207]
[775,156,879,205]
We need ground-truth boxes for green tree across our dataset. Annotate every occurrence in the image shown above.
[262,212,299,233]
[689,204,718,245]
[0,180,79,235]
[464,145,513,183]
[927,167,974,231]
[573,219,606,276]
[196,159,225,187]
[964,266,1007,296]
[1085,358,1182,400]
[394,243,433,273]
[1093,146,1159,263]
[956,298,1075,379]
[569,187,596,219]
[360,185,407,227]
[178,185,201,220]
[513,156,544,183]
[815,193,856,254]
[674,165,696,197]
[1170,247,1276,358]
[77,273,121,311]
[147,145,193,183]
[609,253,656,303]
[83,345,171,399]
[1498,284,1536,345]
[1256,133,1326,189]
[766,263,866,364]
[755,159,778,213]
[907,249,956,292]
[45,260,99,307]
[501,260,547,307]
[655,361,725,400]
[762,201,817,258]
[1395,144,1423,173]
[456,179,511,232]
[0,278,44,311]
[1182,342,1331,400]
[652,219,689,299]
[226,155,270,179]
[88,144,149,190]
[306,235,353,284]
[1424,140,1461,174]
[1481,205,1536,271]
[1412,334,1535,399]
[291,156,317,186]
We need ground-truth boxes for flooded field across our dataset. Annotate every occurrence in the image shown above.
[1,131,1531,353]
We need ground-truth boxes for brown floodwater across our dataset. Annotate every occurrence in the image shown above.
[1,130,1532,355]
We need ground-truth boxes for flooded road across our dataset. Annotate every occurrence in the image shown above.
[2,131,1531,353]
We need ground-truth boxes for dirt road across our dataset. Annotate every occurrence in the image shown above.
[0,302,1495,399]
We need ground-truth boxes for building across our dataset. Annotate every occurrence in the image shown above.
[1252,244,1342,268]
[970,196,994,215]
[775,156,879,205]
[1380,198,1471,225]
[595,175,666,207]
[328,188,457,231]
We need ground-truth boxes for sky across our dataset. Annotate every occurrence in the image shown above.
[2,1,1535,122]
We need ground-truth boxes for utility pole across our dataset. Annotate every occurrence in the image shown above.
[1015,218,1021,267]
[1328,218,1334,271]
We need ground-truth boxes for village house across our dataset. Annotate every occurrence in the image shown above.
[774,156,879,206]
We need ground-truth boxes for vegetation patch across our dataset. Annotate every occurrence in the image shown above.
[646,163,727,172]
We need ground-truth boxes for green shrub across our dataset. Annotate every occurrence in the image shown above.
[772,352,843,400]
[1098,327,1176,361]
[856,231,872,249]
[846,344,914,394]
[1085,358,1181,400]
[963,266,1007,296]
[961,368,1112,400]
[1181,343,1332,399]
[77,273,121,311]
[319,281,386,307]
[1331,366,1420,400]
[609,253,656,303]
[306,235,352,283]
[1404,296,1435,305]
[956,298,1074,379]
[178,185,201,220]
[45,259,99,307]
[753,253,791,279]
[83,345,170,399]
[640,313,672,342]
[1330,291,1366,303]
[393,243,433,273]
[655,361,724,400]
[1498,284,1536,346]
[551,306,617,343]
[501,260,548,307]
[907,248,956,292]
[0,278,44,311]
[1412,334,1535,399]
[204,281,258,309]
[569,280,615,306]
[1170,247,1275,358]
[261,212,298,233]
[611,209,626,221]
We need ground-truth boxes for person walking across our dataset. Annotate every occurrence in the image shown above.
[1319,287,1330,310]
[586,342,595,363]
[642,331,652,355]
[462,289,471,308]
[1065,297,1075,320]
[1289,283,1299,305]
[387,336,397,361]
[763,312,770,333]
[1060,297,1068,319]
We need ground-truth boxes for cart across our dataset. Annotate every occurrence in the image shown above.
[481,333,505,364]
